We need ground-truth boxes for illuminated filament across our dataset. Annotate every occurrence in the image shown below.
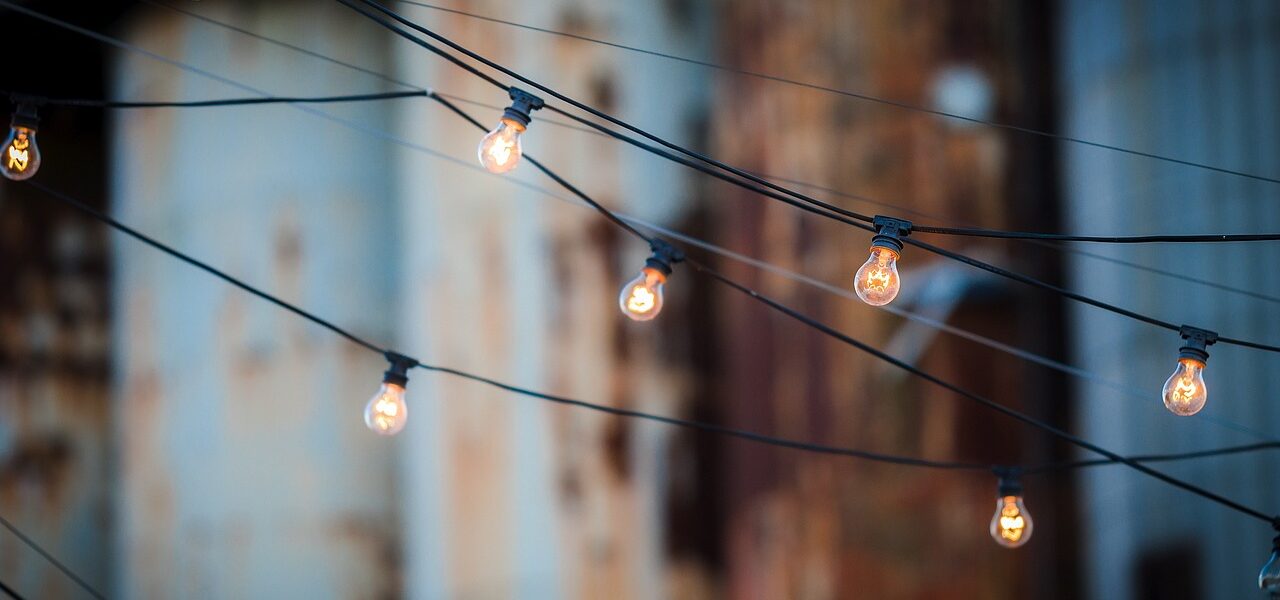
[364,382,408,436]
[1161,357,1208,416]
[853,246,901,306]
[619,267,666,321]
[989,495,1033,548]
[6,130,31,172]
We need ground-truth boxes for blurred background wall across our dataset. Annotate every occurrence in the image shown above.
[0,1,1275,599]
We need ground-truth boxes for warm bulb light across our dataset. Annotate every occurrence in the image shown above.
[1,126,38,181]
[990,494,1033,548]
[364,382,408,436]
[1162,357,1208,416]
[854,246,901,306]
[478,118,524,173]
[619,267,666,321]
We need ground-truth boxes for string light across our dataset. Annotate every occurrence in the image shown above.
[989,469,1033,548]
[619,239,684,321]
[854,216,911,306]
[2,98,41,180]
[1161,326,1218,416]
[477,87,543,173]
[1260,522,1280,597]
[364,352,417,436]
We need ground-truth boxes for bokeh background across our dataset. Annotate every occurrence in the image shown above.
[2,0,1279,598]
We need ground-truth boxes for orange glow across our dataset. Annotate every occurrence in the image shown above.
[990,495,1033,548]
[364,382,408,435]
[1,127,38,180]
[1162,357,1207,416]
[619,267,666,321]
[853,246,901,306]
[478,118,525,173]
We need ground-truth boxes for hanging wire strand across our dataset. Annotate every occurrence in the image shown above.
[334,0,1280,354]
[343,0,1280,245]
[136,0,1280,310]
[11,0,1274,443]
[3,89,428,108]
[0,514,105,600]
[430,94,1278,524]
[7,0,1277,540]
[0,578,23,600]
[124,0,1280,444]
[393,0,1280,186]
[22,179,1280,482]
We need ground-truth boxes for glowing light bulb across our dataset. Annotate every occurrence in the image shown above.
[1260,547,1280,596]
[2,103,40,181]
[618,240,683,322]
[478,119,524,173]
[1162,358,1207,416]
[854,246,901,306]
[476,87,543,174]
[854,216,911,306]
[364,382,407,436]
[620,267,665,321]
[364,353,416,436]
[1161,326,1217,417]
[990,494,1033,548]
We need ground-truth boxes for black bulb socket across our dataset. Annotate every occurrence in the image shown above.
[9,98,39,131]
[870,215,912,254]
[994,467,1023,497]
[501,87,545,128]
[1177,325,1219,364]
[643,238,685,276]
[382,351,418,388]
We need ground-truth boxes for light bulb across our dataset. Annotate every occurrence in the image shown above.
[364,382,407,436]
[364,352,416,436]
[619,266,666,321]
[1161,357,1208,416]
[478,118,524,173]
[2,102,41,181]
[1261,548,1280,595]
[990,494,1033,548]
[476,87,543,174]
[853,246,901,306]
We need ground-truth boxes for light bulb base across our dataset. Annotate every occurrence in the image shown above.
[502,87,545,128]
[643,238,685,276]
[870,215,912,254]
[994,467,1023,497]
[1177,325,1218,363]
[382,351,418,388]
[9,98,40,131]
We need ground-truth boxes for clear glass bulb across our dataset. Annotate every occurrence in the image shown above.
[364,382,407,436]
[1161,357,1208,416]
[989,495,1033,548]
[1,126,39,181]
[478,118,524,173]
[853,246,901,306]
[1260,549,1280,595]
[619,267,665,321]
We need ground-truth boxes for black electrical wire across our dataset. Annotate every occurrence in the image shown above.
[0,578,23,600]
[394,0,1280,187]
[338,0,1280,355]
[0,514,105,600]
[25,176,1280,488]
[4,89,428,108]
[342,0,1280,246]
[8,0,1278,535]
[24,181,387,356]
[137,0,1280,309]
[430,92,1278,524]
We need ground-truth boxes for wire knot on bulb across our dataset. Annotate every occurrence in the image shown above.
[501,87,545,128]
[1177,325,1219,363]
[644,238,685,276]
[382,351,419,387]
[870,215,913,253]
